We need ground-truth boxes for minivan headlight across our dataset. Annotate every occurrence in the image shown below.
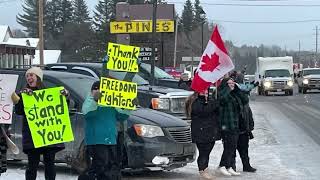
[287,80,293,87]
[133,124,164,138]
[151,98,170,110]
[303,79,309,84]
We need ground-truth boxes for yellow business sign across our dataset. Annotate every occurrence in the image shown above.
[98,77,137,110]
[110,20,174,34]
[107,42,139,72]
[22,87,74,148]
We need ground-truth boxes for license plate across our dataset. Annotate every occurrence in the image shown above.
[277,89,282,92]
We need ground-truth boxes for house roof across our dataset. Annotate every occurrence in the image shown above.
[6,38,39,48]
[0,25,10,42]
[33,50,62,65]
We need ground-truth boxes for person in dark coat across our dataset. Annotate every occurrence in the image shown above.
[217,77,246,176]
[231,78,259,173]
[0,125,8,175]
[186,89,219,179]
[11,67,67,180]
[178,73,192,90]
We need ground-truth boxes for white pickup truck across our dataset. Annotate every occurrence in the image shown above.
[256,56,294,96]
[297,68,320,94]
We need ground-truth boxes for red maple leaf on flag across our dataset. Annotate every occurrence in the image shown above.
[200,53,220,72]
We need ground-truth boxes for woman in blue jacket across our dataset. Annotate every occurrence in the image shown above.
[81,81,130,180]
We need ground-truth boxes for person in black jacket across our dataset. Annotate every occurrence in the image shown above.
[186,89,219,179]
[231,76,258,173]
[11,67,68,180]
[0,125,8,176]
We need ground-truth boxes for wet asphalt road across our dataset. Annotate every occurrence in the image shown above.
[253,86,320,145]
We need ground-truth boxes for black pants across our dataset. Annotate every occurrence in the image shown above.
[219,132,239,169]
[196,142,215,171]
[231,133,251,170]
[86,145,120,180]
[25,148,56,180]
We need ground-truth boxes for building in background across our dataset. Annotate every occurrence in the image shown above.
[0,25,37,68]
[0,25,61,68]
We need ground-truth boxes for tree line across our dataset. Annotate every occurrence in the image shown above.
[16,0,305,72]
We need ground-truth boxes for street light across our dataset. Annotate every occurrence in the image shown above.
[199,9,206,53]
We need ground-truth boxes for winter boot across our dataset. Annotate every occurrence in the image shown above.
[227,168,241,176]
[217,166,231,176]
[199,168,214,179]
[243,165,257,173]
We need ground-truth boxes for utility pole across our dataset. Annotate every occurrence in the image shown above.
[38,0,44,66]
[316,26,318,67]
[173,17,178,68]
[298,40,301,63]
[150,0,157,87]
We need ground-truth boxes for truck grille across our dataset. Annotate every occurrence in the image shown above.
[166,127,192,143]
[170,97,187,114]
[273,81,286,88]
[309,79,320,84]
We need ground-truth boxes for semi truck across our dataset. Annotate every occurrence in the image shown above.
[256,56,294,96]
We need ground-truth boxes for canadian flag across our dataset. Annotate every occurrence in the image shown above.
[191,26,234,93]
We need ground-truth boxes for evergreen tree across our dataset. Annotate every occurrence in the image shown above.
[73,0,91,24]
[181,0,193,33]
[93,0,119,58]
[193,0,206,28]
[17,0,47,37]
[60,0,74,31]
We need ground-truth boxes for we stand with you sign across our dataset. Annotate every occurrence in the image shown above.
[22,87,74,148]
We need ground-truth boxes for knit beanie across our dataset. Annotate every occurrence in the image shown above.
[91,81,100,90]
[26,67,43,81]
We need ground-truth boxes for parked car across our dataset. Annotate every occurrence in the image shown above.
[297,68,320,93]
[45,63,193,122]
[163,67,183,80]
[138,63,181,89]
[2,69,196,172]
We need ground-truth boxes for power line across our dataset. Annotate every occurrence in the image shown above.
[210,19,320,24]
[169,1,320,7]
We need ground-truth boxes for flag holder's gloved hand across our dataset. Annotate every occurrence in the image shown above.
[93,91,102,102]
[254,81,259,87]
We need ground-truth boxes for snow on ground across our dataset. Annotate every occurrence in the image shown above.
[2,101,320,179]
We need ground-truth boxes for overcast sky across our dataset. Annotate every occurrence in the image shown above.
[1,0,320,51]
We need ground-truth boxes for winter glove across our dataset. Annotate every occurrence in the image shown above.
[60,88,69,97]
[254,81,259,87]
[132,98,139,106]
[93,91,102,102]
[11,92,20,105]
[20,88,33,96]
[248,131,254,139]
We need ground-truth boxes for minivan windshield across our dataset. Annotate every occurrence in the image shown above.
[303,69,320,76]
[140,63,174,79]
[265,69,290,78]
[59,76,96,99]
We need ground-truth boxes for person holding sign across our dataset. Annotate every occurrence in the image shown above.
[80,81,130,180]
[0,125,9,176]
[11,67,69,180]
